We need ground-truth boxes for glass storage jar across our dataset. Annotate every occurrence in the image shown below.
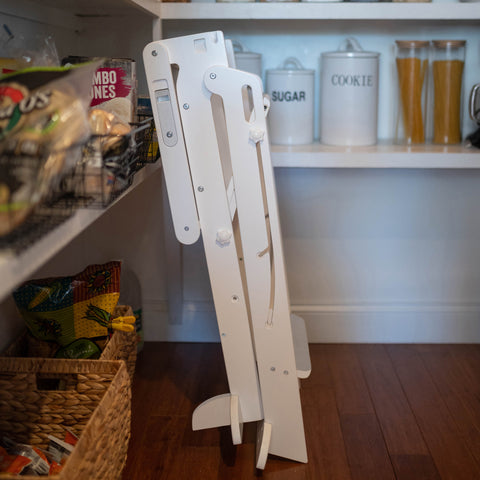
[431,39,466,145]
[394,40,429,145]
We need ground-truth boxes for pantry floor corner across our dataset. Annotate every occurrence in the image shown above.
[123,342,480,480]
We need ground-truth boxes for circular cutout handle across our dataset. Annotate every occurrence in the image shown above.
[280,57,305,70]
[232,39,247,53]
[338,37,364,53]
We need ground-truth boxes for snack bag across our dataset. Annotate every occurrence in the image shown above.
[0,445,31,475]
[62,56,137,124]
[12,261,121,358]
[0,61,100,236]
[0,437,50,476]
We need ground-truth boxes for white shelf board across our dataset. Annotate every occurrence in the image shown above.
[4,1,478,27]
[271,141,480,168]
[0,162,162,304]
[0,0,154,27]
[0,0,80,29]
[160,2,480,20]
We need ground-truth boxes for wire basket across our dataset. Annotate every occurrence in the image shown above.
[73,117,159,208]
[0,117,159,253]
[0,143,84,253]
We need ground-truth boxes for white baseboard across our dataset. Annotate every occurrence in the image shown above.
[143,299,480,343]
[293,303,480,343]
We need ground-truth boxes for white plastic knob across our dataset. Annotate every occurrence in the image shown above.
[249,128,265,144]
[216,228,232,247]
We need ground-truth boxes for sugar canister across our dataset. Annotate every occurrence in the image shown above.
[266,57,315,145]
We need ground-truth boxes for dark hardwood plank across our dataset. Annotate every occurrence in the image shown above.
[391,454,443,480]
[340,413,396,480]
[447,344,480,394]
[387,344,480,480]
[324,344,375,415]
[355,345,434,457]
[131,342,206,417]
[325,345,396,480]
[300,345,352,480]
[301,387,352,480]
[416,345,480,467]
[123,414,191,480]
[124,343,480,480]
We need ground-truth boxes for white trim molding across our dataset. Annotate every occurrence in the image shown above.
[293,303,480,343]
[143,299,480,343]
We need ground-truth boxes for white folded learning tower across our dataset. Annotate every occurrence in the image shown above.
[143,31,311,470]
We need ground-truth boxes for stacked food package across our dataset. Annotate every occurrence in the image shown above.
[0,34,155,241]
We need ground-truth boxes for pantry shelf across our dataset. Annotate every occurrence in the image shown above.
[0,162,162,304]
[157,2,480,21]
[271,141,480,168]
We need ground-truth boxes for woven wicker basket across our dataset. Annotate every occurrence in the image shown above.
[101,330,137,381]
[3,305,138,381]
[0,357,130,479]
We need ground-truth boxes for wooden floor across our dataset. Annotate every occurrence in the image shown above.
[123,342,480,479]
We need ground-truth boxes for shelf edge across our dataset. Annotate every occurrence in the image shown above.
[160,2,480,21]
[0,162,162,304]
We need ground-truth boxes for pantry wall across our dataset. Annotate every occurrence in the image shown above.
[1,1,480,349]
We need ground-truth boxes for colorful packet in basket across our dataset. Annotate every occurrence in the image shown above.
[12,261,121,358]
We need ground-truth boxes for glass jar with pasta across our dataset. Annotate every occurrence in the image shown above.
[394,40,429,145]
[431,40,466,145]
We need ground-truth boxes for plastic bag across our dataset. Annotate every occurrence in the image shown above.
[0,61,100,236]
[1,27,59,69]
[12,261,122,358]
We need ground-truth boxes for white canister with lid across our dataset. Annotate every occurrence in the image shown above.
[266,57,315,145]
[320,37,380,146]
[232,40,263,80]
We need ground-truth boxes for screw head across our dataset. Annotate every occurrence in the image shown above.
[270,366,276,372]
[183,103,189,110]
[184,226,189,231]
[152,50,158,56]
[166,131,173,138]
[210,73,217,79]
[283,370,289,375]
[197,186,204,192]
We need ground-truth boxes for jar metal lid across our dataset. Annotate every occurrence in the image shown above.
[395,40,430,48]
[432,40,466,48]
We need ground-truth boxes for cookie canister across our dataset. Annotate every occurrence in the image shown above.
[266,57,315,145]
[320,37,380,146]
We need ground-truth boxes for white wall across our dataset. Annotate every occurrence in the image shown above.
[151,167,480,343]
[279,167,480,342]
